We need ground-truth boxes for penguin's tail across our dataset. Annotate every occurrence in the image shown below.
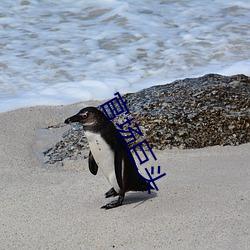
[132,175,154,192]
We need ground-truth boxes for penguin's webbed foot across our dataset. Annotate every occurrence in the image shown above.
[101,196,124,209]
[105,187,118,198]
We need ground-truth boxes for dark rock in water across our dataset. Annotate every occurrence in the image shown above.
[43,74,250,164]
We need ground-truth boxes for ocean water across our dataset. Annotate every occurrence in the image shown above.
[0,0,250,112]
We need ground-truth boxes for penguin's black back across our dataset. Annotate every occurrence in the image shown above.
[100,120,150,192]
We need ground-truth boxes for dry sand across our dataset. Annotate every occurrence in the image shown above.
[0,102,249,250]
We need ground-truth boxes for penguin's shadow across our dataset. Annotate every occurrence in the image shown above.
[123,191,157,208]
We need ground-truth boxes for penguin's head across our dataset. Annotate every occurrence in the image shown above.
[65,107,109,129]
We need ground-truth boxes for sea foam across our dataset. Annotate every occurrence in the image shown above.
[0,0,249,112]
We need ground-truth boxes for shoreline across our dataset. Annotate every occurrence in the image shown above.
[0,103,249,249]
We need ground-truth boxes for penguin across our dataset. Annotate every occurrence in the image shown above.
[64,107,152,209]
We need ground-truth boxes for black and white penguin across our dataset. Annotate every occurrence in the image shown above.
[65,107,152,209]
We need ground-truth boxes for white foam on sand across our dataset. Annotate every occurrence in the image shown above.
[0,0,250,112]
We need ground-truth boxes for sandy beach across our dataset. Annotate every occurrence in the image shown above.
[0,102,249,250]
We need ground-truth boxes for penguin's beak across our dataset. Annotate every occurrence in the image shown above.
[64,114,81,124]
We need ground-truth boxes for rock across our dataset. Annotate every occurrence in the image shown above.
[43,74,250,164]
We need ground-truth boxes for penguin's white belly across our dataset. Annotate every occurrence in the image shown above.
[85,131,120,193]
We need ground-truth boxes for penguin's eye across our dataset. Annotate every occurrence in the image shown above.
[79,112,88,119]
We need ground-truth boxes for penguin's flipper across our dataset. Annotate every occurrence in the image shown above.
[88,151,98,175]
[105,187,118,198]
[101,196,124,209]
